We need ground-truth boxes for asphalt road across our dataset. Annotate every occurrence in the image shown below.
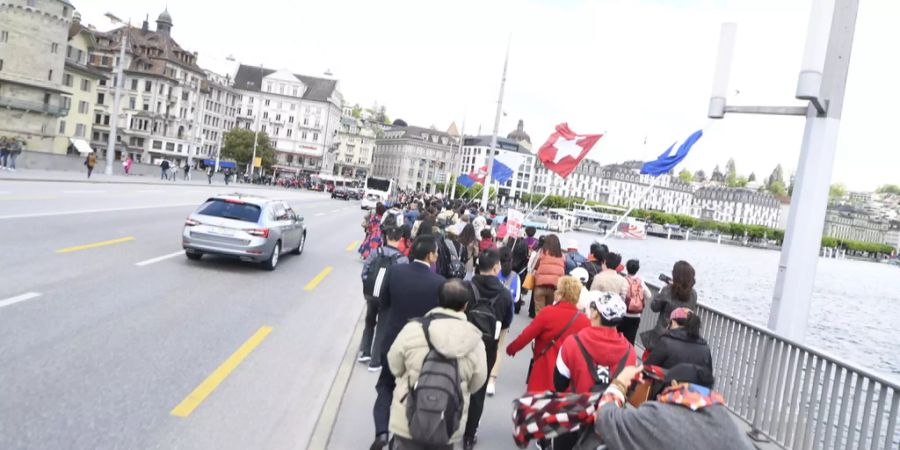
[0,180,368,450]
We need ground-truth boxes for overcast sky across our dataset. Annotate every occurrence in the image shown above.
[74,0,898,191]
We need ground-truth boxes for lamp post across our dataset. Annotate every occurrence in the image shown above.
[189,79,203,170]
[104,13,128,175]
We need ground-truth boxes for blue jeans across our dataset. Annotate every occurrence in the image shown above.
[0,150,8,167]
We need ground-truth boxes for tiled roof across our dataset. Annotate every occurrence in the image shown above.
[232,64,337,102]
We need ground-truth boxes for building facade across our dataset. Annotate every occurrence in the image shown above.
[823,205,889,244]
[198,69,239,163]
[53,12,105,154]
[89,11,207,165]
[372,125,457,193]
[0,0,73,151]
[533,159,605,202]
[333,115,377,179]
[599,162,697,216]
[232,64,342,175]
[694,187,781,228]
[885,221,900,252]
[460,135,535,201]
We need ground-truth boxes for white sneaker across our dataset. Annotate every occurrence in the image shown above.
[367,365,382,372]
[357,353,372,363]
[486,381,496,396]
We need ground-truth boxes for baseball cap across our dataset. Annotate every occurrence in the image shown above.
[567,239,579,250]
[570,267,589,284]
[589,292,627,322]
[670,307,692,321]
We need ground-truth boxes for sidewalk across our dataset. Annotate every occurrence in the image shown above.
[0,168,276,190]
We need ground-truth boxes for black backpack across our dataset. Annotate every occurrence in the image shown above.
[362,247,401,300]
[443,238,466,279]
[573,335,633,393]
[580,261,601,288]
[406,314,464,445]
[467,283,501,341]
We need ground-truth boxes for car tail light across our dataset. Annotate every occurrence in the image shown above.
[224,198,246,204]
[246,228,270,238]
[185,218,201,226]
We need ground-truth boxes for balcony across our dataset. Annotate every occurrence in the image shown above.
[0,96,69,117]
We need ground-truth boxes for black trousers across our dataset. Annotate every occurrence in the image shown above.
[618,316,641,345]
[359,297,381,357]
[464,343,497,439]
[373,350,396,436]
[391,436,453,450]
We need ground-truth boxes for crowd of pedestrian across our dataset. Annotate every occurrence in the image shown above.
[0,136,25,171]
[354,192,753,450]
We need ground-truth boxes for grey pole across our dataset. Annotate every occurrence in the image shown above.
[480,38,510,209]
[188,80,203,170]
[105,30,127,174]
[769,0,859,341]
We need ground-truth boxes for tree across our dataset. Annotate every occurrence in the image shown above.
[711,165,725,183]
[351,103,362,119]
[829,183,847,200]
[767,179,787,196]
[748,172,756,182]
[876,184,900,195]
[694,169,707,183]
[678,169,694,183]
[725,158,738,187]
[767,164,784,187]
[735,176,749,188]
[221,128,276,171]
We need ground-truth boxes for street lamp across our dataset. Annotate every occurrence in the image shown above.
[104,12,129,175]
[188,79,203,170]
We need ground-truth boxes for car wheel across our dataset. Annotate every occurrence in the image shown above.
[263,241,280,271]
[185,250,202,261]
[293,231,306,255]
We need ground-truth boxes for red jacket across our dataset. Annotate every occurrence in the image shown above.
[534,253,565,287]
[506,302,590,392]
[556,326,636,393]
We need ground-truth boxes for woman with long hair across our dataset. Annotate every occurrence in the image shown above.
[531,234,565,314]
[458,223,478,275]
[358,202,386,259]
[644,260,698,351]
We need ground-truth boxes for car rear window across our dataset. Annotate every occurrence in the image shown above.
[196,199,262,223]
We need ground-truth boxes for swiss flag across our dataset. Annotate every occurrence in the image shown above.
[471,165,488,184]
[537,123,603,178]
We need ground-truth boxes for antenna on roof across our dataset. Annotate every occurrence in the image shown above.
[324,68,333,77]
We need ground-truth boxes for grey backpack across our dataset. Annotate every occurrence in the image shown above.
[406,314,464,445]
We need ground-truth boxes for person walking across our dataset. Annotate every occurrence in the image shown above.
[462,249,514,449]
[370,237,445,450]
[183,163,191,181]
[589,251,628,300]
[485,247,520,396]
[5,138,23,171]
[644,260,698,353]
[563,240,588,275]
[160,160,170,180]
[360,203,387,259]
[359,226,409,370]
[0,136,9,170]
[532,234,565,314]
[618,259,652,345]
[84,152,97,178]
[123,156,133,175]
[206,166,214,184]
[386,279,488,450]
[223,168,231,185]
[645,308,712,371]
[506,276,591,393]
[457,224,478,276]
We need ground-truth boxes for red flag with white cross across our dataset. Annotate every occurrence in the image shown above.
[537,123,603,178]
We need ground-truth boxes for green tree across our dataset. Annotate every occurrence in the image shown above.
[876,184,900,195]
[829,183,847,200]
[221,128,276,171]
[678,169,694,183]
[351,104,362,119]
[767,179,787,196]
[725,158,738,187]
[735,176,749,187]
[768,164,784,187]
[748,172,756,182]
[694,169,707,183]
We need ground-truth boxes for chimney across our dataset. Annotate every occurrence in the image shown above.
[142,14,149,33]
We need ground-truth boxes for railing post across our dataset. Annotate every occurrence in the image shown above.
[747,334,774,442]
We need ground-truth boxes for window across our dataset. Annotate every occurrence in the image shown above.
[99,78,106,86]
[263,111,268,119]
[129,97,136,109]
[275,114,281,121]
[58,120,66,134]
[78,101,88,114]
[48,69,53,81]
[0,31,8,42]
[145,80,152,92]
[0,59,3,71]
[75,124,85,137]
[288,116,294,123]
[301,131,307,140]
[63,73,73,87]
[51,42,59,53]
[152,140,162,149]
[94,113,102,124]
[131,79,138,90]
[61,96,71,110]
[97,93,105,105]
[286,129,292,138]
[143,102,149,111]
[312,133,318,142]
[261,125,267,133]
[80,79,90,92]
[264,99,270,106]
[166,143,175,151]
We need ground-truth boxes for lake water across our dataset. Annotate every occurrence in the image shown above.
[562,231,900,382]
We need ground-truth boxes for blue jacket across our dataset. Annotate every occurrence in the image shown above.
[564,250,588,274]
[381,261,446,352]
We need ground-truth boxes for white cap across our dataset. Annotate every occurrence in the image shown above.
[570,267,589,284]
[567,239,579,250]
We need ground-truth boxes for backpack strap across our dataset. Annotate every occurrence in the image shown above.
[535,313,580,359]
[417,313,458,356]
[444,238,460,260]
[574,335,602,386]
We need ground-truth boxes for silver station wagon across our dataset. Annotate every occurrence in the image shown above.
[182,194,306,270]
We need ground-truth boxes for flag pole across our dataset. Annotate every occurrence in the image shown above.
[450,119,466,200]
[524,172,564,221]
[480,36,511,209]
[599,175,662,243]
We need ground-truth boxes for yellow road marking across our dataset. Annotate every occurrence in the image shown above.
[345,241,359,252]
[170,326,273,417]
[304,266,333,291]
[55,236,135,253]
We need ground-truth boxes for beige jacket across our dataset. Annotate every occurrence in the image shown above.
[387,307,488,443]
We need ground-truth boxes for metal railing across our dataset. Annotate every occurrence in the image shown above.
[0,96,69,116]
[637,284,899,449]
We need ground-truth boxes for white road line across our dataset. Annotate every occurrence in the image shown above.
[329,209,341,213]
[314,212,326,217]
[135,251,184,267]
[0,292,42,309]
[62,190,107,194]
[0,203,198,220]
[137,190,164,193]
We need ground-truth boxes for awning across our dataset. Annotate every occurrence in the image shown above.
[70,138,93,154]
[201,159,236,169]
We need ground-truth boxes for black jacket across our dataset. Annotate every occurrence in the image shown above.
[509,239,530,274]
[644,328,713,371]
[381,261,446,353]
[470,274,514,337]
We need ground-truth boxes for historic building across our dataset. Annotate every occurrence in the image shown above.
[232,64,342,175]
[823,205,889,244]
[372,124,457,193]
[89,10,207,164]
[53,12,106,154]
[694,186,782,228]
[333,115,377,179]
[459,135,535,201]
[0,0,73,151]
[598,162,697,216]
[198,69,239,163]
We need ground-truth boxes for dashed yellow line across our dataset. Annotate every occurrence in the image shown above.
[345,240,359,252]
[55,236,135,254]
[170,326,273,417]
[304,266,334,291]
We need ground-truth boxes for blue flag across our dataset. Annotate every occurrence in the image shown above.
[640,129,703,176]
[457,174,476,188]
